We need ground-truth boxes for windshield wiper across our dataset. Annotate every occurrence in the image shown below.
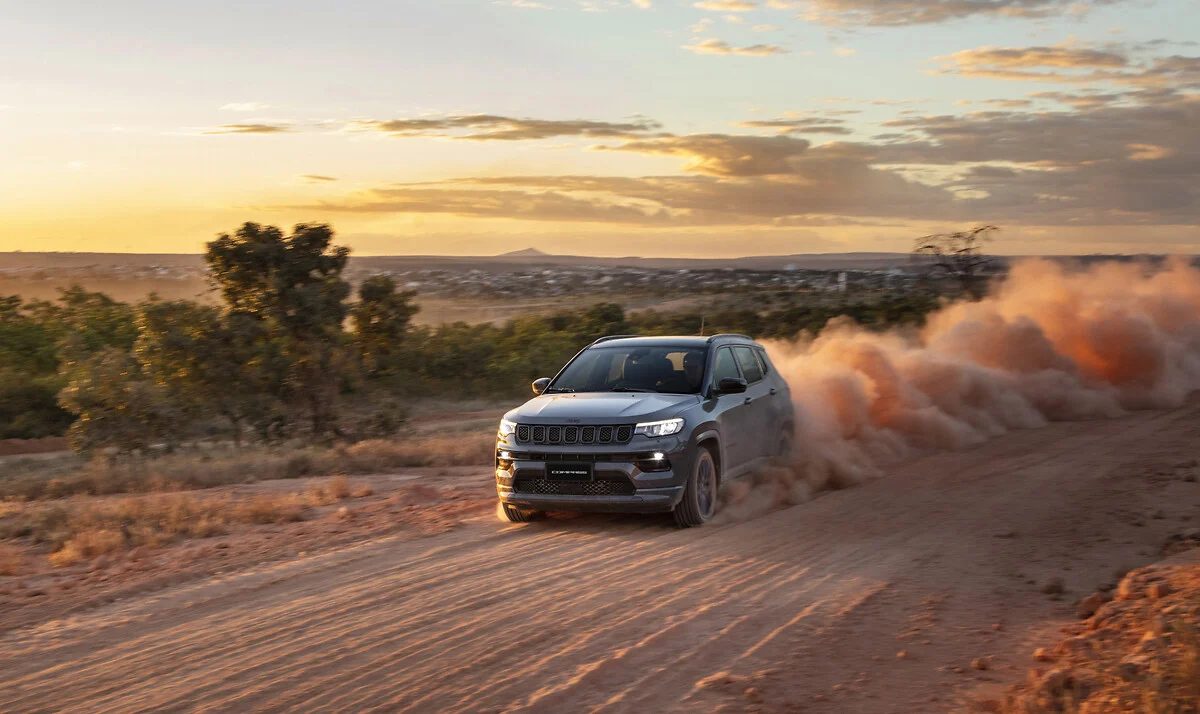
[544,386,575,394]
[610,387,655,393]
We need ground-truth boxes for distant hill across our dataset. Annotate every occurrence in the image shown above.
[498,247,550,258]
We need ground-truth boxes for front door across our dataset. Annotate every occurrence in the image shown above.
[709,346,752,470]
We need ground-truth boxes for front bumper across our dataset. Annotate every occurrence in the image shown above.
[494,435,693,514]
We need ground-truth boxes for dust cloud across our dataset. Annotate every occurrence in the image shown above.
[717,258,1200,521]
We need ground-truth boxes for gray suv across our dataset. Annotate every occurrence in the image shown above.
[495,334,794,527]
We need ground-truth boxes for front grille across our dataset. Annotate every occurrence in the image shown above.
[515,423,633,445]
[514,478,636,496]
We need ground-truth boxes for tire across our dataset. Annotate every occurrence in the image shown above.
[673,447,718,528]
[500,503,544,523]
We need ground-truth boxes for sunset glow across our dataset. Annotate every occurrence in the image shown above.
[2,0,1198,256]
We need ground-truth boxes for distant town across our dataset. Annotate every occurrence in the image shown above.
[0,249,1186,307]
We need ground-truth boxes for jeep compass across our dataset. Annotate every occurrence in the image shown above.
[495,334,794,527]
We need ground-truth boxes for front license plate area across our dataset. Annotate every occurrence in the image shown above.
[546,462,593,481]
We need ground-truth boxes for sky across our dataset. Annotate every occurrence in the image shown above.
[1,0,1198,257]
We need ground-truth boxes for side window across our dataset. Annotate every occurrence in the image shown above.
[754,347,770,375]
[711,347,741,384]
[733,346,764,383]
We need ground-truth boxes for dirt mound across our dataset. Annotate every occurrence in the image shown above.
[1003,551,1200,713]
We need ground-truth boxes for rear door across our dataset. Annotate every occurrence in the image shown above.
[755,346,792,443]
[731,345,773,462]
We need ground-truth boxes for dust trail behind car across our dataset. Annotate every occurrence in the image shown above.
[724,258,1200,520]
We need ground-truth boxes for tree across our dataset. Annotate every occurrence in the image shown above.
[135,300,285,444]
[351,275,419,377]
[912,225,998,298]
[58,348,183,455]
[205,222,352,437]
[47,285,139,362]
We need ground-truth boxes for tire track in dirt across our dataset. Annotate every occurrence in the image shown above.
[0,398,1196,713]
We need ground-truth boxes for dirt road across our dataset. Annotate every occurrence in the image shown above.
[2,399,1198,713]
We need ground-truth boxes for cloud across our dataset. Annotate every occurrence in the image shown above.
[204,123,291,134]
[300,185,680,224]
[296,135,959,227]
[302,174,338,182]
[740,116,853,134]
[947,45,1128,70]
[219,102,271,112]
[938,43,1200,87]
[1030,90,1126,108]
[872,91,1200,224]
[683,38,787,56]
[299,165,955,226]
[694,0,757,10]
[351,114,662,140]
[293,85,1200,231]
[938,44,1130,82]
[602,134,812,175]
[497,0,551,8]
[980,98,1035,108]
[801,0,1121,26]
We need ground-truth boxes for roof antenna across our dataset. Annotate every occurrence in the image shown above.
[699,315,706,336]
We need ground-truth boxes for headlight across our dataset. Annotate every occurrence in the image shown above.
[498,419,517,437]
[634,418,684,438]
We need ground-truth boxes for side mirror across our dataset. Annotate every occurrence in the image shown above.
[531,377,552,396]
[715,377,748,395]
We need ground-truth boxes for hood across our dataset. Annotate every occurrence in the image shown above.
[506,392,698,424]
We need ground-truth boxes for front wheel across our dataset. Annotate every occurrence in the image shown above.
[500,503,545,523]
[673,447,718,528]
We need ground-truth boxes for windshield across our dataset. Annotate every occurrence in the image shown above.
[548,345,708,395]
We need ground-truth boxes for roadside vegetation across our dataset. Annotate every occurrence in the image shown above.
[0,434,494,502]
[0,220,954,570]
[0,221,945,450]
[0,475,380,569]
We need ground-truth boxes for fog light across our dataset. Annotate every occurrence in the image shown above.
[496,450,514,470]
[638,452,672,472]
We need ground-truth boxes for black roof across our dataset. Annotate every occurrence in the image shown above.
[590,334,756,348]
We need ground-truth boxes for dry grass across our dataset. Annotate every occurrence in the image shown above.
[1,492,313,568]
[47,529,125,568]
[0,432,494,502]
[332,436,494,470]
[0,543,22,576]
[306,475,353,506]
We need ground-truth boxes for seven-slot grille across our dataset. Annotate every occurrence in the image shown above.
[515,423,633,445]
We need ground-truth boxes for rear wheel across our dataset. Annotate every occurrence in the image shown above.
[500,503,545,523]
[673,447,718,528]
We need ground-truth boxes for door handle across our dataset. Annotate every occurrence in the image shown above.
[744,397,753,405]
[769,388,777,395]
